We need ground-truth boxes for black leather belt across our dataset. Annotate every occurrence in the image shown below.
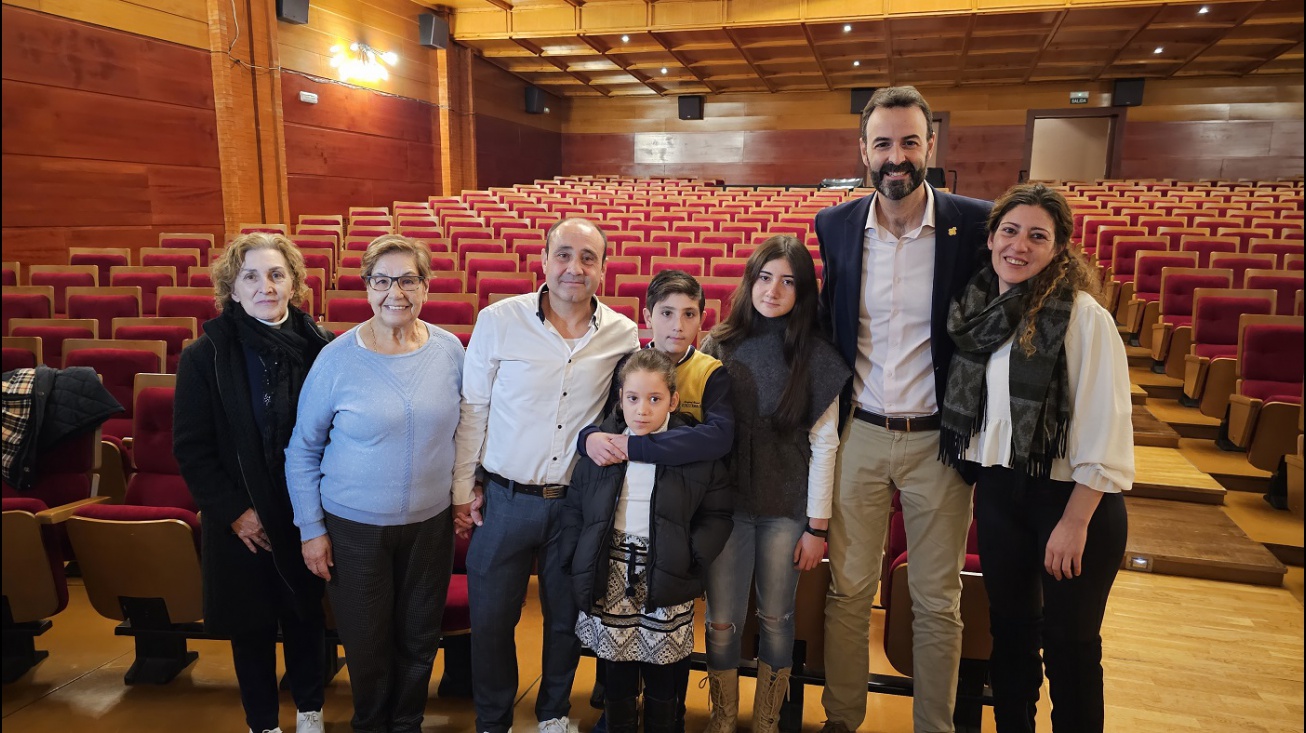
[485,472,567,499]
[853,408,941,433]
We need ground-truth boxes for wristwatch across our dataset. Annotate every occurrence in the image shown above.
[804,524,828,539]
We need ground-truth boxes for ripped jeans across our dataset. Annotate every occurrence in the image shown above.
[703,511,806,671]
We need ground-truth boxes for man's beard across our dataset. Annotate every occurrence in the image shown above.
[870,161,926,200]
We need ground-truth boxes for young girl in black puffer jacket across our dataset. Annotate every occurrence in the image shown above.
[561,348,734,733]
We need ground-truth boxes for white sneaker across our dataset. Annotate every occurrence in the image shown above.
[296,710,324,733]
[539,717,578,733]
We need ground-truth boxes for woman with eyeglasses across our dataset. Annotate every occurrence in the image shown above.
[286,234,465,733]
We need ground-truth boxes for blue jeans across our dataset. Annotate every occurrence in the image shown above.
[703,511,806,670]
[466,480,579,733]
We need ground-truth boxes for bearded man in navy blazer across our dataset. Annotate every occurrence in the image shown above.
[815,87,992,733]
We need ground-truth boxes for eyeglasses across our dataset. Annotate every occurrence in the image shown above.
[365,275,426,292]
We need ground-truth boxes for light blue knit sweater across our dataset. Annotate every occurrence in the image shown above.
[286,323,464,541]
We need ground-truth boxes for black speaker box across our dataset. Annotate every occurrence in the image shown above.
[850,87,878,114]
[418,13,449,49]
[679,95,704,121]
[525,86,546,115]
[275,0,308,24]
[1112,78,1145,107]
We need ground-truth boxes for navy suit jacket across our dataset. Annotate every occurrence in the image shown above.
[815,185,992,419]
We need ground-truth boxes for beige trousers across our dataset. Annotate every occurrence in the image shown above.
[821,417,973,733]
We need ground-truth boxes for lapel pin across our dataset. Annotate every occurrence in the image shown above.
[948,227,957,236]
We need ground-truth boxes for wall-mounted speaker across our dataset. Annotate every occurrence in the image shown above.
[418,13,449,50]
[850,87,877,115]
[1112,78,1145,107]
[525,86,546,115]
[679,95,704,121]
[275,0,308,24]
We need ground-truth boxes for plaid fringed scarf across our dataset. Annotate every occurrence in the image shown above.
[939,266,1074,480]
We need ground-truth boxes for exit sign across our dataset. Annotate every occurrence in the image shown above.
[1070,91,1089,105]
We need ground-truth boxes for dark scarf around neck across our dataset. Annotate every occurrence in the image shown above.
[226,302,324,478]
[939,266,1074,480]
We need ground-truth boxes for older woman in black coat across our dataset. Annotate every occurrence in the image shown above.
[173,232,332,733]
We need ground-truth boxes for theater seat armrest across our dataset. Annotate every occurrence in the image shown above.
[37,495,111,524]
[120,437,134,450]
[1226,394,1263,449]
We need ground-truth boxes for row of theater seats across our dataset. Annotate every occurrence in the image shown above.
[1,373,473,692]
[1053,182,1305,508]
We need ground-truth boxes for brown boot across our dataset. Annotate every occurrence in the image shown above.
[703,668,739,733]
[751,661,791,733]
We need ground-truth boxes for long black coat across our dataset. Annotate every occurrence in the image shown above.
[172,306,330,635]
[561,413,734,613]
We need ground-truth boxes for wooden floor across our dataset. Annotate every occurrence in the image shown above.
[3,572,1303,733]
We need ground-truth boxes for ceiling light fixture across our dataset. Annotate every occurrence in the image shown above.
[621,35,630,43]
[1153,46,1164,54]
[1198,5,1209,13]
[329,42,397,83]
[853,60,861,67]
[660,67,668,74]
[843,24,852,32]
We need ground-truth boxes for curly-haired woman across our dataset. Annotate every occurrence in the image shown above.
[939,183,1133,733]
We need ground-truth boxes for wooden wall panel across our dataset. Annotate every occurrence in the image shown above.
[472,57,566,189]
[560,75,1303,201]
[476,114,563,190]
[1120,119,1305,182]
[1,6,223,265]
[282,73,439,218]
[945,125,1027,202]
[276,0,441,104]
[3,0,211,48]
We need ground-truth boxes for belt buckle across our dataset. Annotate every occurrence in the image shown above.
[903,415,916,432]
[542,484,566,499]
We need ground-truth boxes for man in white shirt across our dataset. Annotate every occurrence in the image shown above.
[453,217,639,733]
[814,87,993,733]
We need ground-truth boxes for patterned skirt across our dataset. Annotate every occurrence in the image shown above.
[575,529,695,664]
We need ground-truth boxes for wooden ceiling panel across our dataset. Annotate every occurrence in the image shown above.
[453,0,1303,96]
[808,21,886,43]
[966,33,1050,53]
[1150,2,1251,25]
[971,10,1060,32]
[887,15,969,38]
[1058,6,1158,30]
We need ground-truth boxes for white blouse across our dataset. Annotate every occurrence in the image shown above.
[614,416,669,538]
[961,290,1135,494]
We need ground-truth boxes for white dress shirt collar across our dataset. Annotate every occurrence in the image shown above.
[866,184,937,240]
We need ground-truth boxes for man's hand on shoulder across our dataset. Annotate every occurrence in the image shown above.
[585,432,629,466]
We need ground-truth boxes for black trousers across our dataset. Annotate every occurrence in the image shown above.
[595,655,692,731]
[324,509,454,733]
[604,659,678,702]
[974,466,1127,733]
[230,554,326,732]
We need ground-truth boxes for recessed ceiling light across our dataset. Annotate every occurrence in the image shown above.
[660,67,668,74]
[1197,5,1209,13]
[853,60,861,67]
[843,24,852,32]
[621,35,629,43]
[1153,46,1164,54]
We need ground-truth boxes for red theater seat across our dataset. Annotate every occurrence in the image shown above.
[420,294,477,327]
[1182,290,1276,411]
[156,287,219,325]
[112,317,197,374]
[110,266,176,316]
[28,265,98,315]
[8,319,98,367]
[62,340,167,441]
[69,248,131,288]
